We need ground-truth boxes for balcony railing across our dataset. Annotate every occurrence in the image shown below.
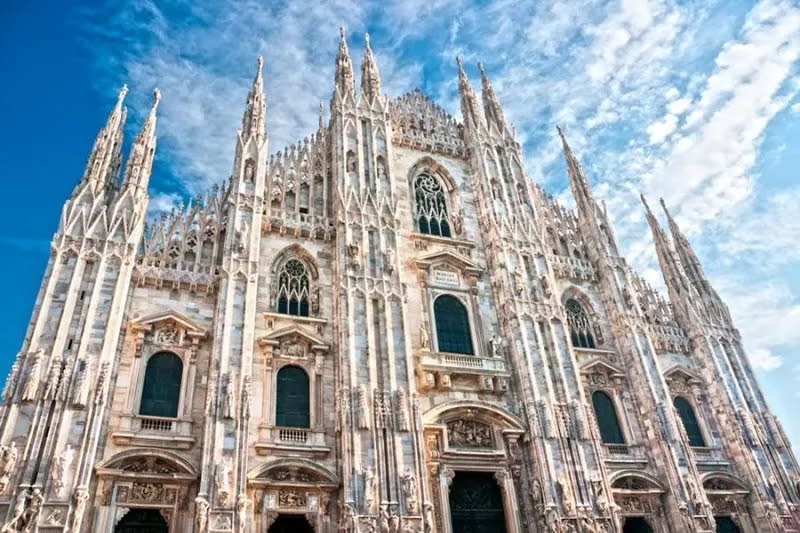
[421,352,508,374]
[138,416,175,433]
[278,427,309,444]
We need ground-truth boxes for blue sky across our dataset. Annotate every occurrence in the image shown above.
[1,0,799,451]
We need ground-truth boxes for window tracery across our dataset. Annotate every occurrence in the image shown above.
[565,298,596,349]
[414,173,451,238]
[276,259,310,317]
[139,352,183,418]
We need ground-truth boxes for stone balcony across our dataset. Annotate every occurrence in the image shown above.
[601,443,649,468]
[255,426,331,457]
[547,253,597,281]
[691,446,729,468]
[418,351,511,394]
[111,414,196,450]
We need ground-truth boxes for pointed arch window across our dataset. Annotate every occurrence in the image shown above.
[673,396,706,447]
[434,295,473,355]
[275,365,310,428]
[592,390,625,444]
[139,352,182,418]
[277,258,310,317]
[414,173,451,237]
[565,299,596,349]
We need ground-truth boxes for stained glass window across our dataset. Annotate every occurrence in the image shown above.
[276,365,310,428]
[414,173,451,237]
[434,295,474,355]
[277,258,310,317]
[674,396,706,447]
[565,298,596,349]
[139,352,182,418]
[592,390,625,444]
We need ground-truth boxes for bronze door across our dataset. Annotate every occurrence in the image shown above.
[114,508,168,533]
[448,471,507,533]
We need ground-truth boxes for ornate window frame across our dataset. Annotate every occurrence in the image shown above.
[408,157,464,240]
[580,360,636,452]
[269,246,320,319]
[664,366,713,450]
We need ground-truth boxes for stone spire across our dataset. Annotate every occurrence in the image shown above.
[318,101,325,131]
[334,27,355,99]
[81,85,128,194]
[121,89,160,193]
[659,198,731,324]
[360,33,382,102]
[456,56,483,131]
[241,56,266,141]
[642,194,684,288]
[477,61,505,130]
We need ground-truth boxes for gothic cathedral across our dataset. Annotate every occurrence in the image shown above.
[0,30,798,533]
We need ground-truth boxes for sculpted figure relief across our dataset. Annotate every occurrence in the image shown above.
[363,465,376,514]
[21,352,43,402]
[401,469,418,513]
[0,443,18,493]
[50,444,75,497]
[195,495,210,532]
[215,458,232,506]
[419,323,430,350]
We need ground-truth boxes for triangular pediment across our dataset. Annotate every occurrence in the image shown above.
[259,325,329,353]
[129,310,207,337]
[413,250,482,275]
[663,365,703,384]
[581,359,625,378]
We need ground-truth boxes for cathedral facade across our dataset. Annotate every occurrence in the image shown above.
[0,29,798,533]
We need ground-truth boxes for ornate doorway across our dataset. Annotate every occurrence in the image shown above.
[715,516,740,533]
[268,514,314,533]
[448,471,507,533]
[114,508,169,533]
[622,517,653,533]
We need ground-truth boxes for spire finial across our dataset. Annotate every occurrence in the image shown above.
[151,88,161,111]
[240,57,266,140]
[257,55,263,75]
[117,85,129,106]
[334,26,355,97]
[339,26,345,39]
[477,61,505,129]
[360,32,381,101]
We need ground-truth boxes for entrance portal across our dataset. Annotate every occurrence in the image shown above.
[268,514,314,533]
[715,516,741,533]
[622,516,654,533]
[448,471,507,533]
[114,508,169,533]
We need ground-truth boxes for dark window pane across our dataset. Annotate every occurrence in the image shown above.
[674,396,706,447]
[592,391,625,444]
[276,365,310,428]
[140,352,182,418]
[434,295,474,355]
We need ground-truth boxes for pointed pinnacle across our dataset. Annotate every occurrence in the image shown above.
[339,26,346,40]
[151,88,161,111]
[117,84,129,106]
[256,56,264,76]
[477,61,486,77]
[364,32,370,47]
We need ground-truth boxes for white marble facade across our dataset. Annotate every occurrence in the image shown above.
[0,31,798,533]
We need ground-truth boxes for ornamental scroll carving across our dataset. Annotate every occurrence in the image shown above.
[278,490,307,508]
[446,419,493,448]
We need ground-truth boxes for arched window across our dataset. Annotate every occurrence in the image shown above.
[275,365,310,428]
[592,391,625,444]
[414,173,451,237]
[434,295,473,355]
[674,396,706,447]
[139,352,183,418]
[277,258,310,316]
[565,299,596,349]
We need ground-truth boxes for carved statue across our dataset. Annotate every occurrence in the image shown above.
[1,488,43,533]
[195,495,210,532]
[50,444,75,497]
[419,323,430,350]
[0,443,18,493]
[557,475,574,515]
[215,458,232,506]
[241,375,252,419]
[357,385,370,429]
[489,334,503,358]
[401,469,418,512]
[244,159,255,182]
[539,274,551,299]
[451,211,463,235]
[379,505,390,533]
[21,352,43,402]
[72,358,90,407]
[237,494,250,527]
[513,264,526,295]
[205,381,217,417]
[363,465,376,514]
[43,356,63,400]
[389,508,401,533]
[222,374,235,420]
[339,502,357,533]
[383,249,395,274]
[71,487,90,531]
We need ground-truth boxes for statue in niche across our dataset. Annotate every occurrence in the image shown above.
[383,249,395,274]
[557,475,574,515]
[377,159,387,182]
[43,356,63,400]
[451,210,463,235]
[244,159,255,182]
[195,496,209,532]
[418,323,430,350]
[379,505,390,533]
[222,374,235,419]
[2,488,43,532]
[21,351,43,402]
[215,458,232,506]
[539,274,551,299]
[241,375,252,419]
[72,359,89,407]
[357,385,370,429]
[0,443,18,493]
[489,334,504,358]
[237,494,250,527]
[50,445,75,497]
[389,508,401,533]
[423,502,435,533]
[513,264,526,295]
[363,465,376,514]
[340,503,357,533]
[311,290,320,314]
[346,151,357,174]
[401,469,418,513]
[236,220,250,254]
